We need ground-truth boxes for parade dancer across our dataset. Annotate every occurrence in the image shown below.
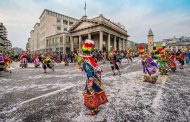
[177,50,185,69]
[165,49,177,72]
[157,48,168,75]
[20,53,28,68]
[141,54,158,84]
[109,48,121,75]
[64,53,69,66]
[0,53,12,73]
[33,54,40,68]
[42,54,54,73]
[79,39,108,116]
[185,50,190,64]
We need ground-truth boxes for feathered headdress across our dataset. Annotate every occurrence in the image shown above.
[157,48,164,53]
[82,39,94,56]
[138,45,145,53]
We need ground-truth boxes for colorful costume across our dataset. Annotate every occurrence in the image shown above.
[0,54,5,71]
[165,50,176,72]
[42,55,54,73]
[33,54,40,68]
[80,39,108,116]
[109,51,120,75]
[157,49,168,75]
[185,51,190,64]
[178,51,185,69]
[0,54,12,73]
[142,55,158,83]
[20,54,28,68]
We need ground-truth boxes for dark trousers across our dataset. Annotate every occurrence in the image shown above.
[43,62,53,70]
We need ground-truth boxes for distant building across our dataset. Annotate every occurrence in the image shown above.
[28,9,78,53]
[164,36,190,50]
[0,22,12,51]
[147,29,154,52]
[0,36,5,52]
[12,47,23,55]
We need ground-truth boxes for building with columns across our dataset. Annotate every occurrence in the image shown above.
[69,15,129,52]
[147,29,154,52]
[28,9,133,54]
[45,14,130,54]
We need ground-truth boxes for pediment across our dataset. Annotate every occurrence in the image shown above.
[71,21,96,31]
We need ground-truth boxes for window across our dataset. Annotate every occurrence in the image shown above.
[69,21,73,25]
[63,20,68,25]
[66,36,70,44]
[57,19,61,23]
[64,28,67,31]
[57,26,61,30]
[74,38,79,44]
[60,37,63,45]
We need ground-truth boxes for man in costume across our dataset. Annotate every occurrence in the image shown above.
[141,54,158,84]
[157,48,168,75]
[108,48,121,75]
[79,39,108,116]
[42,54,54,73]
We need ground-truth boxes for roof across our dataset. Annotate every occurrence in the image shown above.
[39,9,78,21]
[148,28,153,36]
[69,15,129,37]
[33,23,40,28]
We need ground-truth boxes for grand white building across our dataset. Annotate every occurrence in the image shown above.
[28,9,135,54]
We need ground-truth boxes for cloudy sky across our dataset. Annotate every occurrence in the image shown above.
[0,0,190,49]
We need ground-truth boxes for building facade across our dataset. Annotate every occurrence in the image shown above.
[28,9,135,54]
[147,29,154,52]
[0,22,12,51]
[45,15,130,53]
[164,36,190,50]
[28,9,78,53]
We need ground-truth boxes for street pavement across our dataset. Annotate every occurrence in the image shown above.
[0,59,190,122]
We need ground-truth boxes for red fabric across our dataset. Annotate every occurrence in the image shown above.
[138,45,144,50]
[88,57,98,67]
[83,91,108,109]
[179,53,185,60]
[157,48,163,52]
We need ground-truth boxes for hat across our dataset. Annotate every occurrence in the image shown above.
[82,39,94,57]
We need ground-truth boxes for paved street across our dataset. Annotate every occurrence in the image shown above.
[0,59,190,122]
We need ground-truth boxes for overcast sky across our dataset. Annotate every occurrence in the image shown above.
[0,0,190,49]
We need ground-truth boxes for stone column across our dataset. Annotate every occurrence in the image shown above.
[114,36,117,50]
[88,33,91,40]
[119,38,122,51]
[99,31,103,50]
[63,36,66,54]
[125,40,128,50]
[107,33,111,52]
[123,39,125,51]
[79,35,82,51]
[70,36,74,51]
